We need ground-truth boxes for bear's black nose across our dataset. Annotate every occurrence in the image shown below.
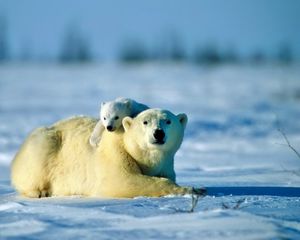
[107,125,113,131]
[153,129,165,142]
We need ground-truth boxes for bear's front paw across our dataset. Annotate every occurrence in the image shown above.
[192,187,207,196]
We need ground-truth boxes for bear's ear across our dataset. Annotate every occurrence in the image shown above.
[122,117,133,132]
[101,102,106,107]
[177,113,188,129]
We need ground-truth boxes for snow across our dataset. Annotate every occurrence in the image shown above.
[0,63,300,239]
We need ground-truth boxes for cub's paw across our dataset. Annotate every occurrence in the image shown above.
[89,136,101,147]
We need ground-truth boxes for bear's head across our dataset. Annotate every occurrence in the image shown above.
[100,100,132,132]
[122,109,188,161]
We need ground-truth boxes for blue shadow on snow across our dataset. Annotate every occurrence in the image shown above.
[206,186,300,197]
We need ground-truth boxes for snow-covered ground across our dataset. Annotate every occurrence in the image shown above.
[0,63,300,239]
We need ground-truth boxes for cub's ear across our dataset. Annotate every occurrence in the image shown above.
[124,99,131,109]
[177,113,188,129]
[101,102,106,107]
[122,117,133,132]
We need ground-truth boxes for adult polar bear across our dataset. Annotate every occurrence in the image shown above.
[11,109,201,198]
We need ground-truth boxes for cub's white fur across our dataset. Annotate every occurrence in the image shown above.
[89,97,149,147]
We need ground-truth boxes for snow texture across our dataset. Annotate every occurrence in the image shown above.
[0,63,300,239]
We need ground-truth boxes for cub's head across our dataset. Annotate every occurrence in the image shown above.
[122,109,188,154]
[100,100,132,131]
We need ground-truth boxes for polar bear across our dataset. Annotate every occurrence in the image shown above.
[89,97,149,147]
[11,109,204,198]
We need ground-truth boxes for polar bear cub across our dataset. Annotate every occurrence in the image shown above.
[89,97,149,147]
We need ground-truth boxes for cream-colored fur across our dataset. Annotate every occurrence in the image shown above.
[11,110,194,198]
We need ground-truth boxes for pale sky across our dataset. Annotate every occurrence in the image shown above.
[1,0,300,60]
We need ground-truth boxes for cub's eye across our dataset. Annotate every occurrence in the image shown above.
[103,117,106,120]
[114,116,119,120]
[143,121,148,125]
[166,120,171,125]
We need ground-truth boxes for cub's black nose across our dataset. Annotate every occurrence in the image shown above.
[107,125,113,131]
[153,129,165,141]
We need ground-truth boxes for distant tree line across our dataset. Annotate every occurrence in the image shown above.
[119,38,294,65]
[0,16,9,62]
[59,25,92,63]
[0,16,296,65]
[0,17,93,64]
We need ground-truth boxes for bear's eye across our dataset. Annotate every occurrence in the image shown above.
[166,120,171,125]
[103,117,106,120]
[114,116,119,120]
[143,121,148,125]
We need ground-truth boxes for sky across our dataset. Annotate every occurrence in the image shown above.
[0,0,300,61]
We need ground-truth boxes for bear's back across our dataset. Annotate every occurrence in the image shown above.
[48,116,100,195]
[52,116,97,145]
